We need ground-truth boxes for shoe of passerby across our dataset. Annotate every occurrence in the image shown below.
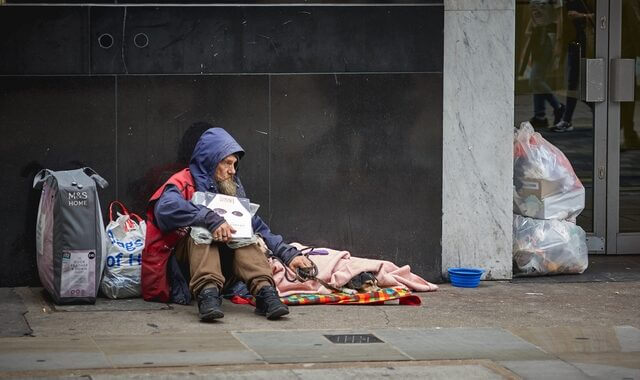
[197,286,224,322]
[254,286,289,320]
[554,104,566,125]
[551,120,574,133]
[528,117,549,128]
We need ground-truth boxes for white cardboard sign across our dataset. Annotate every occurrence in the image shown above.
[205,194,253,238]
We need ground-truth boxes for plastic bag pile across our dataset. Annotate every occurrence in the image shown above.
[512,122,588,276]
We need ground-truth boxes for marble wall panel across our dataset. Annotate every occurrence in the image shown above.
[445,0,514,11]
[442,6,514,279]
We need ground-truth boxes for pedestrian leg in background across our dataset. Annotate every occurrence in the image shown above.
[529,28,564,128]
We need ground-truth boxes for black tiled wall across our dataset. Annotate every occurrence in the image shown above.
[270,74,442,278]
[0,4,444,287]
[0,7,90,74]
[116,75,271,214]
[0,77,117,286]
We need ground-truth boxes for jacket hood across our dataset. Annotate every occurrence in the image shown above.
[189,127,245,192]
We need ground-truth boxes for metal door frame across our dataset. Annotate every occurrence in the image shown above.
[588,0,610,253]
[606,0,640,254]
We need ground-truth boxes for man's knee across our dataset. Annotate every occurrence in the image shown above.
[233,244,273,280]
[235,243,268,261]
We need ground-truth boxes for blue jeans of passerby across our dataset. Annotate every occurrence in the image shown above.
[529,29,561,119]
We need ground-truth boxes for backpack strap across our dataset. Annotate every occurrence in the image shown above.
[32,169,54,190]
[83,167,109,189]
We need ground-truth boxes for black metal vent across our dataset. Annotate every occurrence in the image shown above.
[323,334,384,344]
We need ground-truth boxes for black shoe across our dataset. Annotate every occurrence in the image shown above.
[197,287,224,322]
[528,116,549,128]
[254,286,289,320]
[553,104,565,125]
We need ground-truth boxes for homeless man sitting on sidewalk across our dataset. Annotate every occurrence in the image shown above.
[142,126,312,321]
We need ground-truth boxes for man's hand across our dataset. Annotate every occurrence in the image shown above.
[288,255,313,272]
[212,222,236,243]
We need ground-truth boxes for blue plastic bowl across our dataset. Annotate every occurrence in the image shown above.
[448,268,484,288]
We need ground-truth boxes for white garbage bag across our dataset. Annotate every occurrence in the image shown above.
[513,214,588,276]
[513,122,585,220]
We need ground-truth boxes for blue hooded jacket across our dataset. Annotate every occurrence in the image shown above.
[154,127,300,265]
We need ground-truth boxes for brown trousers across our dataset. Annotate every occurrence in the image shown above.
[174,236,274,297]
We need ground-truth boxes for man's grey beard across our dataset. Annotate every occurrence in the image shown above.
[217,177,238,196]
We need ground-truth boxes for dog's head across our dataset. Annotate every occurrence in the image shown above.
[347,272,380,293]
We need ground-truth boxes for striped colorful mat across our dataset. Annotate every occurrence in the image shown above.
[229,287,421,306]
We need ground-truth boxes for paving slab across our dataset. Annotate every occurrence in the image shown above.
[513,255,640,283]
[92,333,263,368]
[557,352,640,369]
[92,369,301,380]
[31,361,516,380]
[499,360,589,380]
[570,362,640,379]
[616,325,640,352]
[509,326,630,354]
[373,327,552,361]
[233,330,410,364]
[290,364,507,380]
[0,336,110,371]
[0,288,32,337]
[52,296,170,312]
[553,351,640,380]
[15,283,640,337]
[90,368,465,380]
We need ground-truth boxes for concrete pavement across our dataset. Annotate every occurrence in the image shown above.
[1,281,639,379]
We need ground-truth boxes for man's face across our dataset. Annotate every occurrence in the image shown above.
[214,154,238,182]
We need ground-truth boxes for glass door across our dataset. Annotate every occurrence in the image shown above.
[514,0,606,251]
[515,0,639,254]
[607,0,640,254]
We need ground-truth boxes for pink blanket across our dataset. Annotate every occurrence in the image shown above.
[270,244,439,296]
